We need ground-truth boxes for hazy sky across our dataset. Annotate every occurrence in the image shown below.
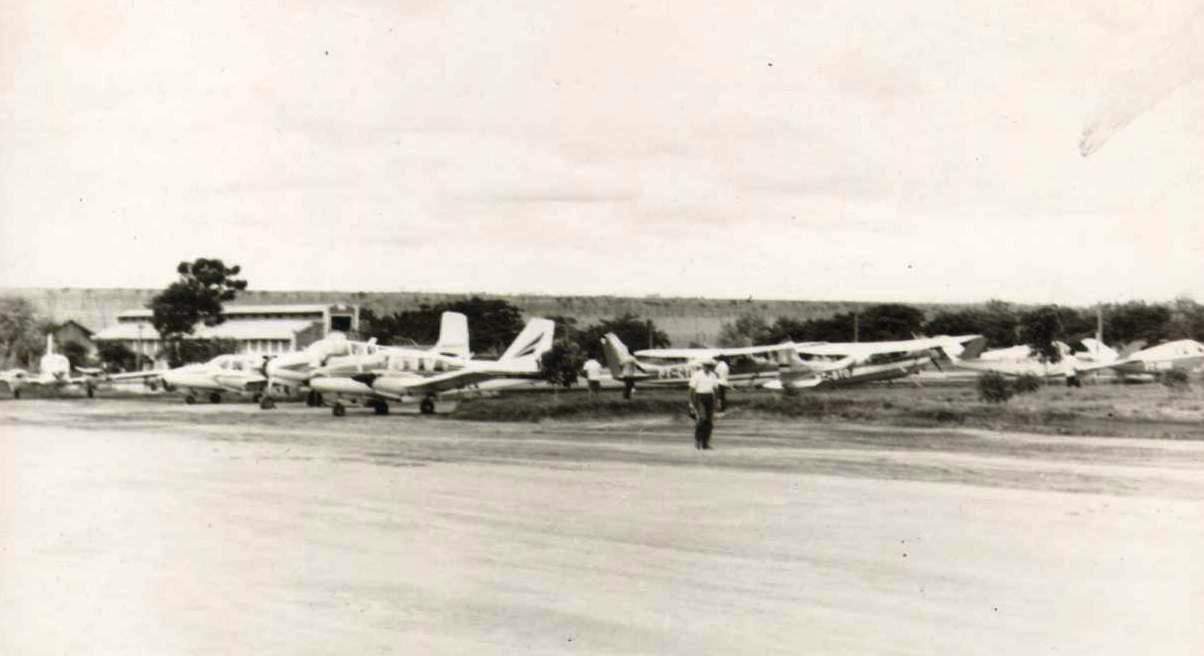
[2,1,1202,304]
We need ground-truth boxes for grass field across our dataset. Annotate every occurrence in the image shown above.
[454,381,1204,440]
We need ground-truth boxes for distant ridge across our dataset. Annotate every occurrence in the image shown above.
[1,287,966,346]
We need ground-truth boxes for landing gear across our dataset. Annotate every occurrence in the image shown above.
[12,389,20,400]
[419,396,436,415]
[305,390,324,407]
[332,402,346,417]
[85,383,95,399]
[208,392,222,404]
[184,394,197,405]
[371,400,389,415]
[259,395,277,410]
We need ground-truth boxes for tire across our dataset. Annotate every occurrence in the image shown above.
[209,392,221,404]
[12,389,20,400]
[373,401,389,415]
[420,397,436,415]
[259,396,276,410]
[185,395,196,405]
[332,402,346,417]
[305,390,317,407]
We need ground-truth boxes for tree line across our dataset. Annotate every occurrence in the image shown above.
[4,256,1203,378]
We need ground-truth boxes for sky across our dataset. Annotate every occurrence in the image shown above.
[2,1,1202,305]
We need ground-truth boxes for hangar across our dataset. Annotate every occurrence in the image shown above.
[93,304,360,364]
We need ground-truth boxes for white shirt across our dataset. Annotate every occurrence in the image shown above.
[582,359,603,381]
[714,360,730,382]
[689,369,721,394]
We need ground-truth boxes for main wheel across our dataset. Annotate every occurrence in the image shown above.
[12,389,20,400]
[332,402,346,417]
[419,397,436,415]
[373,400,389,415]
[305,390,317,407]
[259,396,276,410]
[86,384,95,399]
[185,394,196,405]
[209,392,222,404]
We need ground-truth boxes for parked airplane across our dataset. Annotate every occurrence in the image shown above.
[1093,339,1204,379]
[0,335,107,399]
[260,312,470,408]
[309,318,555,416]
[943,337,1124,380]
[604,333,790,390]
[154,353,279,404]
[766,335,982,390]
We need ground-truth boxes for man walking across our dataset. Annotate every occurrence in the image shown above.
[582,357,603,398]
[689,359,722,450]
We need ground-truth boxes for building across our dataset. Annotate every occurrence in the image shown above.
[93,304,359,363]
[53,320,97,358]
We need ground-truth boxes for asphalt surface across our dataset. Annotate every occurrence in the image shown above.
[2,399,1202,654]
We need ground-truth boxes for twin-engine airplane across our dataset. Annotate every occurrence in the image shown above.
[0,335,108,399]
[308,318,555,416]
[158,353,277,404]
[1088,339,1204,379]
[260,312,470,408]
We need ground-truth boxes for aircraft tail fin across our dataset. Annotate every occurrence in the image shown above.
[499,318,555,366]
[434,312,470,359]
[1079,338,1119,362]
[1119,340,1147,359]
[946,336,988,361]
[600,332,637,378]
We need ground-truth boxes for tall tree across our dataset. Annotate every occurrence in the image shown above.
[149,258,248,366]
[1018,305,1067,363]
[0,297,46,368]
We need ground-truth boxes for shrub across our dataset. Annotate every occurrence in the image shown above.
[1011,374,1043,395]
[1161,369,1191,391]
[977,372,1014,403]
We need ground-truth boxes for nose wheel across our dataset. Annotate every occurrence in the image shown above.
[372,400,389,415]
[332,402,346,417]
[419,397,436,415]
[259,395,276,409]
[184,394,196,404]
[208,392,222,404]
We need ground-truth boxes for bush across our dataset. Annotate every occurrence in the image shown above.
[1161,369,1191,391]
[1011,374,1043,395]
[977,372,1015,403]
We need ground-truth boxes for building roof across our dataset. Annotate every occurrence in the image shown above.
[117,304,345,320]
[55,319,94,336]
[95,319,317,342]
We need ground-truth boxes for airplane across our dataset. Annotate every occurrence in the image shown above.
[259,311,470,408]
[943,337,1125,381]
[154,353,280,404]
[0,335,108,399]
[308,318,555,416]
[602,333,792,390]
[765,335,983,390]
[1091,339,1204,380]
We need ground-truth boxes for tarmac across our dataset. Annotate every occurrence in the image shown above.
[2,399,1202,654]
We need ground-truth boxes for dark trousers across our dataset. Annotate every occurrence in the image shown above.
[694,393,715,449]
[716,385,727,411]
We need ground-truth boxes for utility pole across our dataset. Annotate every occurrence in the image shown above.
[1096,303,1104,344]
[853,311,860,343]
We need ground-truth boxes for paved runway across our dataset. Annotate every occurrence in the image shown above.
[2,400,1202,654]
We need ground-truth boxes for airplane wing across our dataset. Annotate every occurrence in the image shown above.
[635,343,804,360]
[374,367,537,396]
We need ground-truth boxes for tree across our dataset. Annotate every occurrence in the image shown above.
[360,296,527,355]
[0,297,45,368]
[574,314,670,360]
[924,302,1022,347]
[857,304,926,341]
[1018,305,1068,363]
[716,314,770,347]
[1104,301,1172,346]
[1166,297,1204,341]
[149,258,248,366]
[539,338,586,388]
